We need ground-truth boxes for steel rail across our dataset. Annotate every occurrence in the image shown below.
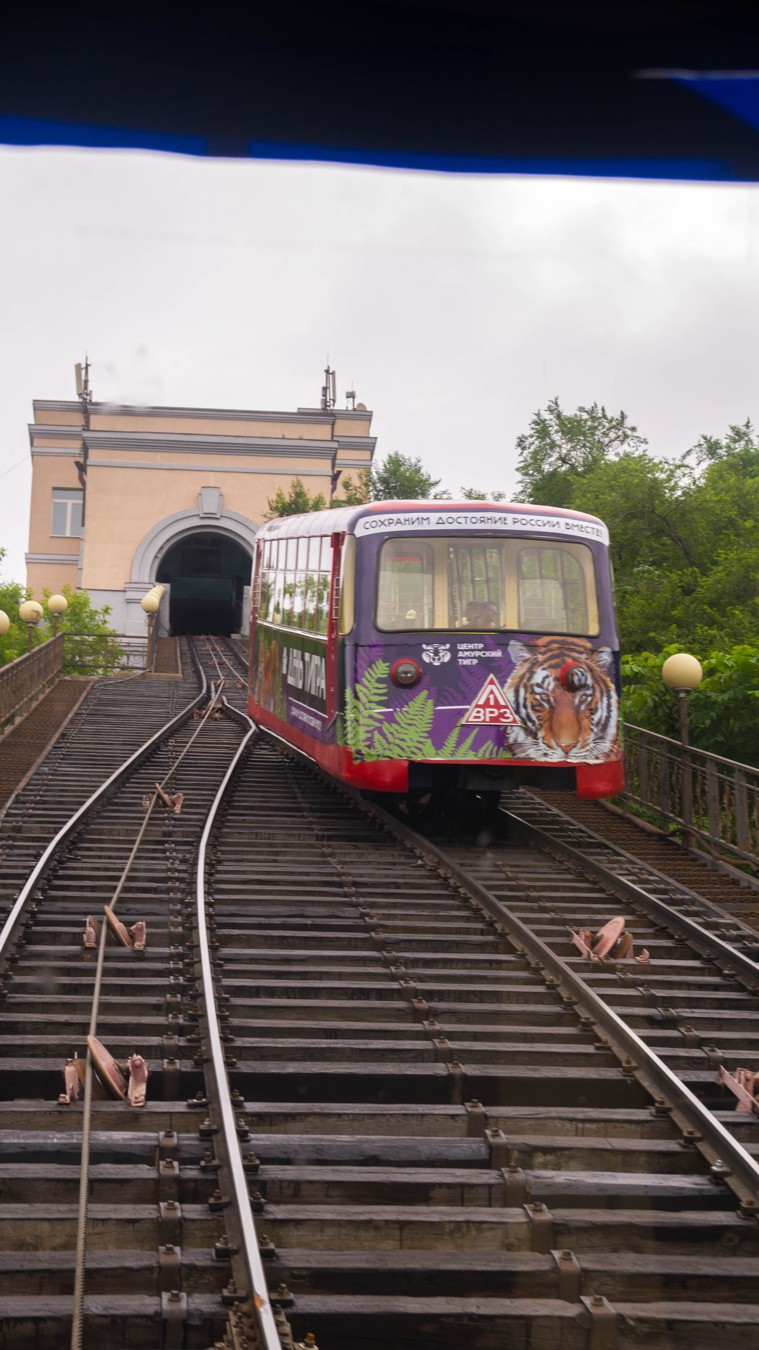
[0,661,208,972]
[194,706,284,1350]
[355,795,759,1208]
[202,635,248,690]
[70,688,233,1349]
[501,802,759,988]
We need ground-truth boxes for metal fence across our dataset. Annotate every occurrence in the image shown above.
[61,634,148,675]
[0,634,151,730]
[621,722,759,872]
[0,635,64,728]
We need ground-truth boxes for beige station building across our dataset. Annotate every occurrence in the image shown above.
[25,379,376,637]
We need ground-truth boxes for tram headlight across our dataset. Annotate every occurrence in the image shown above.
[391,658,423,688]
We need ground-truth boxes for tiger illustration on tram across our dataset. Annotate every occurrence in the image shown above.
[249,501,623,806]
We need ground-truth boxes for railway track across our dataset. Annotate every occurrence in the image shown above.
[1,638,759,1347]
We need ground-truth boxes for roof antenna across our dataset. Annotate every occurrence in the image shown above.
[346,382,356,411]
[321,360,336,410]
[74,355,92,429]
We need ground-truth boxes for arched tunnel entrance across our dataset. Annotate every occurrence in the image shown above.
[156,531,253,635]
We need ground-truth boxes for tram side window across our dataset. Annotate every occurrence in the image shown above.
[377,539,435,630]
[305,536,331,636]
[518,546,591,634]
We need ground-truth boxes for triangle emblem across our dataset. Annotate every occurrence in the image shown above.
[462,674,521,726]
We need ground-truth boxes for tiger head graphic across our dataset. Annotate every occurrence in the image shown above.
[503,637,619,763]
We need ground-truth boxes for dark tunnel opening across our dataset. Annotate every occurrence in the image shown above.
[156,531,252,635]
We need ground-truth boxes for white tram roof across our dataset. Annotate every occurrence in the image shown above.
[256,500,610,547]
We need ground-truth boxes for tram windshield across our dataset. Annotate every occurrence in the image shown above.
[376,536,599,635]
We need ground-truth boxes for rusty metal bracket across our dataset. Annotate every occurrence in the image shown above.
[162,1056,180,1102]
[464,1099,486,1137]
[524,1200,554,1253]
[161,1288,187,1348]
[502,1165,528,1206]
[718,1065,759,1115]
[159,1200,182,1246]
[485,1127,509,1168]
[581,1293,619,1349]
[552,1247,581,1301]
[157,1243,182,1293]
[57,1057,80,1105]
[159,1158,179,1203]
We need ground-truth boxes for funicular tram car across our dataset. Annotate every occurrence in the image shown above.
[249,501,623,806]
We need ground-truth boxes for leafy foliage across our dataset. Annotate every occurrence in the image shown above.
[515,397,647,506]
[0,556,117,668]
[331,469,371,506]
[622,644,759,766]
[265,478,328,518]
[459,486,506,501]
[370,453,449,501]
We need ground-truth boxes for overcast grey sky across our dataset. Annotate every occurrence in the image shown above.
[2,146,759,584]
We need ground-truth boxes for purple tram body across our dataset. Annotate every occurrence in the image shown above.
[249,500,624,801]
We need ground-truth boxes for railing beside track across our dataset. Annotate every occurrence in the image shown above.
[62,633,148,674]
[621,722,759,872]
[0,634,64,727]
[0,634,154,730]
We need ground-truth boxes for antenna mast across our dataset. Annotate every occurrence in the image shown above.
[74,356,93,429]
[321,362,336,410]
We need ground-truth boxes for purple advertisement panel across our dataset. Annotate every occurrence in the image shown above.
[338,634,620,766]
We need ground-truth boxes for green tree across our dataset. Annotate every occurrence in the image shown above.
[515,397,648,505]
[0,564,117,669]
[459,486,506,501]
[331,468,371,506]
[622,644,759,766]
[370,453,449,501]
[265,478,328,518]
[0,549,31,664]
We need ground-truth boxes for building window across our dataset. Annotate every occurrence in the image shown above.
[51,488,83,537]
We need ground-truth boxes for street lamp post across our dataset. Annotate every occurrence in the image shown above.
[661,652,703,852]
[18,600,43,654]
[47,592,68,637]
[140,586,164,671]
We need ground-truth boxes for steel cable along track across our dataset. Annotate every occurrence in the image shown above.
[0,658,261,1347]
[199,741,759,1350]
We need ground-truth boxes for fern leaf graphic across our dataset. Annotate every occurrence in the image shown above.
[339,659,390,758]
[372,689,436,760]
